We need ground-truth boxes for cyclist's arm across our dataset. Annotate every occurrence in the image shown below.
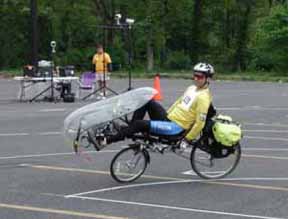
[185,96,210,141]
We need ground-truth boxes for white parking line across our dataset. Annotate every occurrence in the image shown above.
[218,107,242,110]
[0,131,61,137]
[243,130,287,133]
[39,108,66,112]
[243,154,288,160]
[243,123,287,127]
[67,195,285,219]
[219,106,287,111]
[65,180,192,197]
[37,132,62,136]
[182,170,215,176]
[0,133,29,136]
[243,148,287,151]
[65,176,288,198]
[244,136,288,141]
[0,108,69,114]
[65,177,288,198]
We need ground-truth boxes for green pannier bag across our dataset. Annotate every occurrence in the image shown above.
[212,115,242,147]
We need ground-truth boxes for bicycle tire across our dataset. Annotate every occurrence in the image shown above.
[110,147,148,183]
[190,143,241,179]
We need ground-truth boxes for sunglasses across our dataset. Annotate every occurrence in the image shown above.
[193,74,206,80]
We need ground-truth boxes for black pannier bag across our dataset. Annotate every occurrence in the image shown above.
[196,112,242,159]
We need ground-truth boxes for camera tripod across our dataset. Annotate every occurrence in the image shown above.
[82,74,118,101]
[82,17,134,100]
[30,42,56,102]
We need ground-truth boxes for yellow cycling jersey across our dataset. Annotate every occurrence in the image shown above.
[167,85,212,141]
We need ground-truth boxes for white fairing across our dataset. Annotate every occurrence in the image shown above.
[63,87,157,142]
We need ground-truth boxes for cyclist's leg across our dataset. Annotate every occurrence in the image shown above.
[131,104,148,121]
[132,100,167,122]
[106,100,167,144]
[148,100,168,120]
[107,120,150,144]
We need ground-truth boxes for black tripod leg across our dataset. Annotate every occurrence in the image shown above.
[101,77,118,96]
[82,86,104,101]
[105,87,119,95]
[82,86,118,100]
[29,85,51,102]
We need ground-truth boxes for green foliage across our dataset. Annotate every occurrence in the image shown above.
[56,47,94,70]
[0,0,288,77]
[0,0,30,68]
[250,3,288,73]
[165,51,192,70]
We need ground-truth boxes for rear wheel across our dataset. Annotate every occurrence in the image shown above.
[190,143,241,179]
[110,147,148,183]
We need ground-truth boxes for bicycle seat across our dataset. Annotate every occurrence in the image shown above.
[154,132,185,142]
[134,129,184,146]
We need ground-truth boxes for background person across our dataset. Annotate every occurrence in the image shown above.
[92,44,112,98]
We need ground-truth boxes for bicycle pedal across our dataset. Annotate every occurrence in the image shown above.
[152,144,170,153]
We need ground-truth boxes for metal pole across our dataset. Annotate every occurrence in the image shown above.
[127,26,133,90]
[50,44,55,102]
[30,0,38,69]
[103,27,106,97]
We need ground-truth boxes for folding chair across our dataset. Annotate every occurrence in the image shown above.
[77,72,96,99]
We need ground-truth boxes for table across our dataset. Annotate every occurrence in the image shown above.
[14,76,79,101]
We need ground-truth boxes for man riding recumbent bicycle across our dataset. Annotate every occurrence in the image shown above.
[64,63,242,183]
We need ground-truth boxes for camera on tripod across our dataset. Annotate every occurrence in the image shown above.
[37,60,53,77]
[115,13,122,25]
[50,41,56,53]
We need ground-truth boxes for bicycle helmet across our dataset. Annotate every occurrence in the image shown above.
[193,63,215,78]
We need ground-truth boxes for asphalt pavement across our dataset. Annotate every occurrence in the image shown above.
[0,78,288,219]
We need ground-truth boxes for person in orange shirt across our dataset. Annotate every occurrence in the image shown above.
[92,44,112,98]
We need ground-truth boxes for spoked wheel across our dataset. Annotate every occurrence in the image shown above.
[110,147,148,183]
[190,143,241,179]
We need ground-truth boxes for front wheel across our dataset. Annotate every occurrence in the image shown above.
[190,143,241,179]
[110,147,148,183]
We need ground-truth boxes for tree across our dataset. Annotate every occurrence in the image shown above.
[0,0,30,68]
[0,0,288,76]
[190,0,203,63]
[233,0,254,71]
[250,3,288,73]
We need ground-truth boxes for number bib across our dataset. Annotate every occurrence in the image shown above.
[180,87,197,110]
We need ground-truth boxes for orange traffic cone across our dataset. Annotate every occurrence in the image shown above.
[153,73,163,101]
